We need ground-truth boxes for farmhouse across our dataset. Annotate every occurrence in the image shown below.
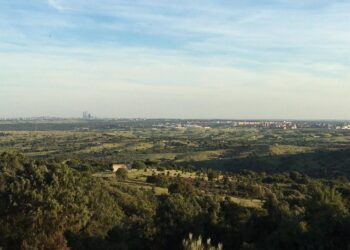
[111,163,131,172]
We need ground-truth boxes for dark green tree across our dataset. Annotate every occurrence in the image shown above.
[132,161,147,170]
[115,168,128,180]
[0,153,90,249]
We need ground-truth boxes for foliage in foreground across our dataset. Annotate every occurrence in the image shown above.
[1,152,350,249]
[183,234,223,250]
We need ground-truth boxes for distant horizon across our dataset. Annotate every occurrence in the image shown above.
[1,115,349,122]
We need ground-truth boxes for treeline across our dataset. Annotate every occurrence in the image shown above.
[0,119,201,131]
[0,120,136,131]
[1,152,350,249]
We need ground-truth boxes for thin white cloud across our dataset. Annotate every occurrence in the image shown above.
[47,0,64,11]
[1,47,349,119]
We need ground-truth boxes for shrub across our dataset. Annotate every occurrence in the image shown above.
[168,181,195,196]
[146,174,168,187]
[116,168,128,180]
[132,161,147,170]
[182,233,223,250]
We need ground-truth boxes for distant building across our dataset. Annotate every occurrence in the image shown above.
[111,163,132,172]
[291,124,298,130]
[82,111,92,120]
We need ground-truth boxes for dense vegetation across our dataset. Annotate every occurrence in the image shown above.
[1,121,350,249]
[1,151,350,249]
[1,122,350,178]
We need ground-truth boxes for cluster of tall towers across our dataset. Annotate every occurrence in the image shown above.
[82,111,92,120]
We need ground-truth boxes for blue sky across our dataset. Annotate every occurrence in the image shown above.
[1,0,350,119]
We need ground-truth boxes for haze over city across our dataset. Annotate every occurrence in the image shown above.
[1,0,350,119]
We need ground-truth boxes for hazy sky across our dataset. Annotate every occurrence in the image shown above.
[1,0,350,119]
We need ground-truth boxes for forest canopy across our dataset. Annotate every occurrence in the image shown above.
[1,152,350,249]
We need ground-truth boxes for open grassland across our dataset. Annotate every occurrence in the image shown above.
[1,128,350,161]
[2,127,350,178]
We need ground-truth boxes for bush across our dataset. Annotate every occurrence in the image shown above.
[207,170,218,181]
[182,233,223,250]
[132,161,147,170]
[168,180,195,196]
[146,174,169,187]
[157,166,166,171]
[115,168,128,180]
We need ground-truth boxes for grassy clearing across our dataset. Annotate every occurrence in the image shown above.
[229,197,263,208]
[269,144,314,155]
[127,169,197,180]
[93,170,169,195]
[174,150,226,162]
[94,169,263,208]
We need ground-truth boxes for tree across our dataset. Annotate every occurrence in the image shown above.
[168,180,195,196]
[155,194,202,249]
[146,174,168,187]
[0,153,90,249]
[303,182,350,249]
[115,168,128,180]
[207,170,218,182]
[132,161,147,170]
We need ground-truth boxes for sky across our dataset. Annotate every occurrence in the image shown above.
[1,0,350,119]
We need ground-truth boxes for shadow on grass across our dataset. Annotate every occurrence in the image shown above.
[179,148,350,179]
